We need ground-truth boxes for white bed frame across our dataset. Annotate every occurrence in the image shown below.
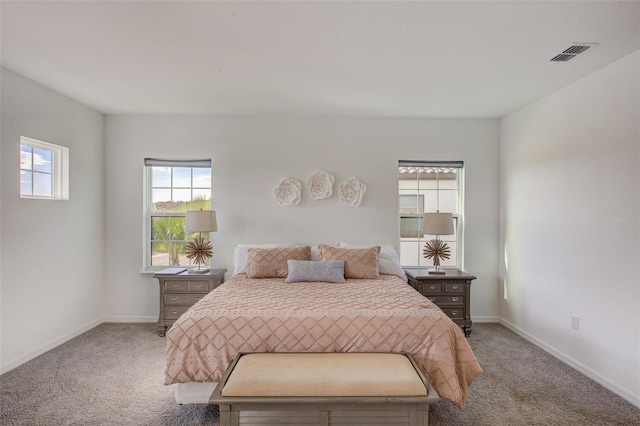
[174,382,218,404]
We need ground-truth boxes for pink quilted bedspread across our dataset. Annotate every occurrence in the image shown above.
[165,274,482,408]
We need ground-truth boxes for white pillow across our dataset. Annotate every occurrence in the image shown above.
[338,241,406,281]
[233,243,296,276]
[310,245,321,261]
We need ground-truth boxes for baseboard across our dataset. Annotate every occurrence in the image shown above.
[102,316,157,323]
[471,315,499,323]
[0,318,103,375]
[499,318,640,409]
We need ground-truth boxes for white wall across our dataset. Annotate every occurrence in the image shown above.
[104,116,500,322]
[500,51,640,405]
[0,69,105,372]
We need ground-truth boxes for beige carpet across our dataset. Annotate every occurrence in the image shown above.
[1,323,639,425]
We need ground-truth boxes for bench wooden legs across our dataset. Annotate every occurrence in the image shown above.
[218,404,430,426]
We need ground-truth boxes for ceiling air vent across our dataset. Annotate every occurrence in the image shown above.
[550,44,593,62]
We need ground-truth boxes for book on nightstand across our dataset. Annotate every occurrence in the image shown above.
[156,267,187,275]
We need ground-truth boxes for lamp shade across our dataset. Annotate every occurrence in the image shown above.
[185,210,218,233]
[423,212,454,236]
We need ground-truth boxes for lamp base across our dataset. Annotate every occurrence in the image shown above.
[188,267,210,274]
[428,270,446,275]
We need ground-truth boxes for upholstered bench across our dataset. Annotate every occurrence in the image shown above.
[209,352,440,426]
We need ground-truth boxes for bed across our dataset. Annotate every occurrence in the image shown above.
[164,244,482,409]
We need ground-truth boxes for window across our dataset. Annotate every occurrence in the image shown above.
[398,161,464,268]
[144,158,212,270]
[20,137,69,200]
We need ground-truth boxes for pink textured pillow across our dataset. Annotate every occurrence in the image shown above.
[246,246,311,278]
[318,244,381,279]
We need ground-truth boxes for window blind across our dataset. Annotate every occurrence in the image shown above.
[398,160,463,168]
[144,158,211,168]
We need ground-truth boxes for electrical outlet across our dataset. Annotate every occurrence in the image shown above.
[571,315,579,330]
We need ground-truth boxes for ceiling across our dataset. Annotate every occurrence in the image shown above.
[1,1,639,118]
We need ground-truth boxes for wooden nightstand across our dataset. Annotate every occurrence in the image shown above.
[154,268,226,336]
[405,269,476,337]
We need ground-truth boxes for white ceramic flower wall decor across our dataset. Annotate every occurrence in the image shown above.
[307,170,335,200]
[273,178,302,206]
[338,176,367,207]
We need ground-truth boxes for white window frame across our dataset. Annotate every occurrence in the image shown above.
[143,158,212,271]
[398,161,464,270]
[19,136,69,200]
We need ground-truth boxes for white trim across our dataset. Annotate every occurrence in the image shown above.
[457,166,465,270]
[398,164,464,270]
[103,316,157,323]
[0,318,102,375]
[499,317,640,409]
[472,315,500,323]
[142,165,152,270]
[142,161,213,271]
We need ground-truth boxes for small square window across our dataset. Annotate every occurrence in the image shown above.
[20,137,69,200]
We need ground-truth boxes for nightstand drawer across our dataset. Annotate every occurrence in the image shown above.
[427,295,464,306]
[164,293,204,305]
[189,281,210,292]
[164,280,214,293]
[443,308,464,319]
[165,281,189,292]
[445,283,464,293]
[419,282,443,293]
[164,305,189,320]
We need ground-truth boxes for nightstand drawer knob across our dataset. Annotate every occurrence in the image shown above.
[429,297,436,302]
[172,297,178,301]
[195,297,201,301]
[429,285,436,290]
[452,311,458,316]
[171,310,179,315]
[452,285,459,290]
[172,284,179,287]
[452,297,459,302]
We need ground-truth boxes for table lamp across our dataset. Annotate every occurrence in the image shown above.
[422,212,454,275]
[185,209,217,273]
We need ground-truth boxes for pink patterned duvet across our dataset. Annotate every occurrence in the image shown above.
[165,274,482,408]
